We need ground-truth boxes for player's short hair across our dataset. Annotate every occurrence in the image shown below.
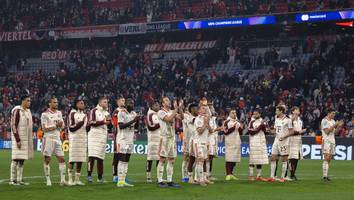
[188,103,198,113]
[148,100,160,108]
[98,96,108,103]
[116,95,124,101]
[291,106,299,113]
[253,108,262,115]
[326,108,336,115]
[20,89,30,101]
[160,96,169,104]
[276,105,286,113]
[47,96,57,104]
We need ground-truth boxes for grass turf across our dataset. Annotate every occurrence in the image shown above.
[0,150,353,200]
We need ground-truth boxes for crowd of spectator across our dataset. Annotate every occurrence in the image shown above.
[0,31,352,140]
[0,0,352,31]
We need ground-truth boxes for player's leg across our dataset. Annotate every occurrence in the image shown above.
[255,165,267,181]
[289,158,298,180]
[146,159,153,182]
[96,158,104,182]
[166,157,179,187]
[87,156,95,182]
[157,156,167,186]
[112,153,119,182]
[56,155,68,185]
[187,155,196,183]
[269,154,278,181]
[323,153,332,181]
[68,162,74,185]
[10,159,18,185]
[249,164,255,181]
[279,155,288,182]
[16,159,26,185]
[74,162,84,185]
[181,152,189,182]
[117,152,133,187]
[196,157,206,186]
[322,142,333,181]
[208,155,215,180]
[43,156,52,186]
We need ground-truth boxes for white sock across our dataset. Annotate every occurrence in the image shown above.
[249,165,254,177]
[256,167,262,178]
[270,160,276,178]
[323,161,329,177]
[75,172,81,182]
[68,168,73,183]
[146,172,151,179]
[59,163,66,183]
[124,162,129,180]
[10,161,18,182]
[188,171,193,179]
[196,162,204,182]
[281,161,287,178]
[181,160,187,179]
[166,161,174,183]
[205,160,210,179]
[17,163,23,183]
[118,162,125,182]
[157,162,164,183]
[44,163,50,182]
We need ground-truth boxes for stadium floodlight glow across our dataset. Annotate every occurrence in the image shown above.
[295,10,354,22]
[178,15,276,30]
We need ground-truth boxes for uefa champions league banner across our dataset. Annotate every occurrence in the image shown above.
[1,137,352,160]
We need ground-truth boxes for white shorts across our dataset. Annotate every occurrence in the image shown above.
[271,139,289,156]
[194,142,208,160]
[208,144,217,156]
[322,140,335,155]
[147,142,160,160]
[42,137,64,157]
[159,137,177,158]
[117,142,134,154]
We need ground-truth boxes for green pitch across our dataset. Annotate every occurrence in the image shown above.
[1,151,353,200]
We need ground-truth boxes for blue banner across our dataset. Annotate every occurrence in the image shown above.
[295,10,354,22]
[178,16,276,30]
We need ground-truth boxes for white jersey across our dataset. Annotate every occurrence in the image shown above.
[158,108,176,139]
[182,113,196,143]
[291,115,303,134]
[146,109,160,143]
[321,118,336,144]
[41,109,64,139]
[208,116,218,144]
[274,116,293,140]
[117,110,137,144]
[194,115,209,144]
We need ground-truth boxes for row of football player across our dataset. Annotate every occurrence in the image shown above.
[9,90,344,187]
